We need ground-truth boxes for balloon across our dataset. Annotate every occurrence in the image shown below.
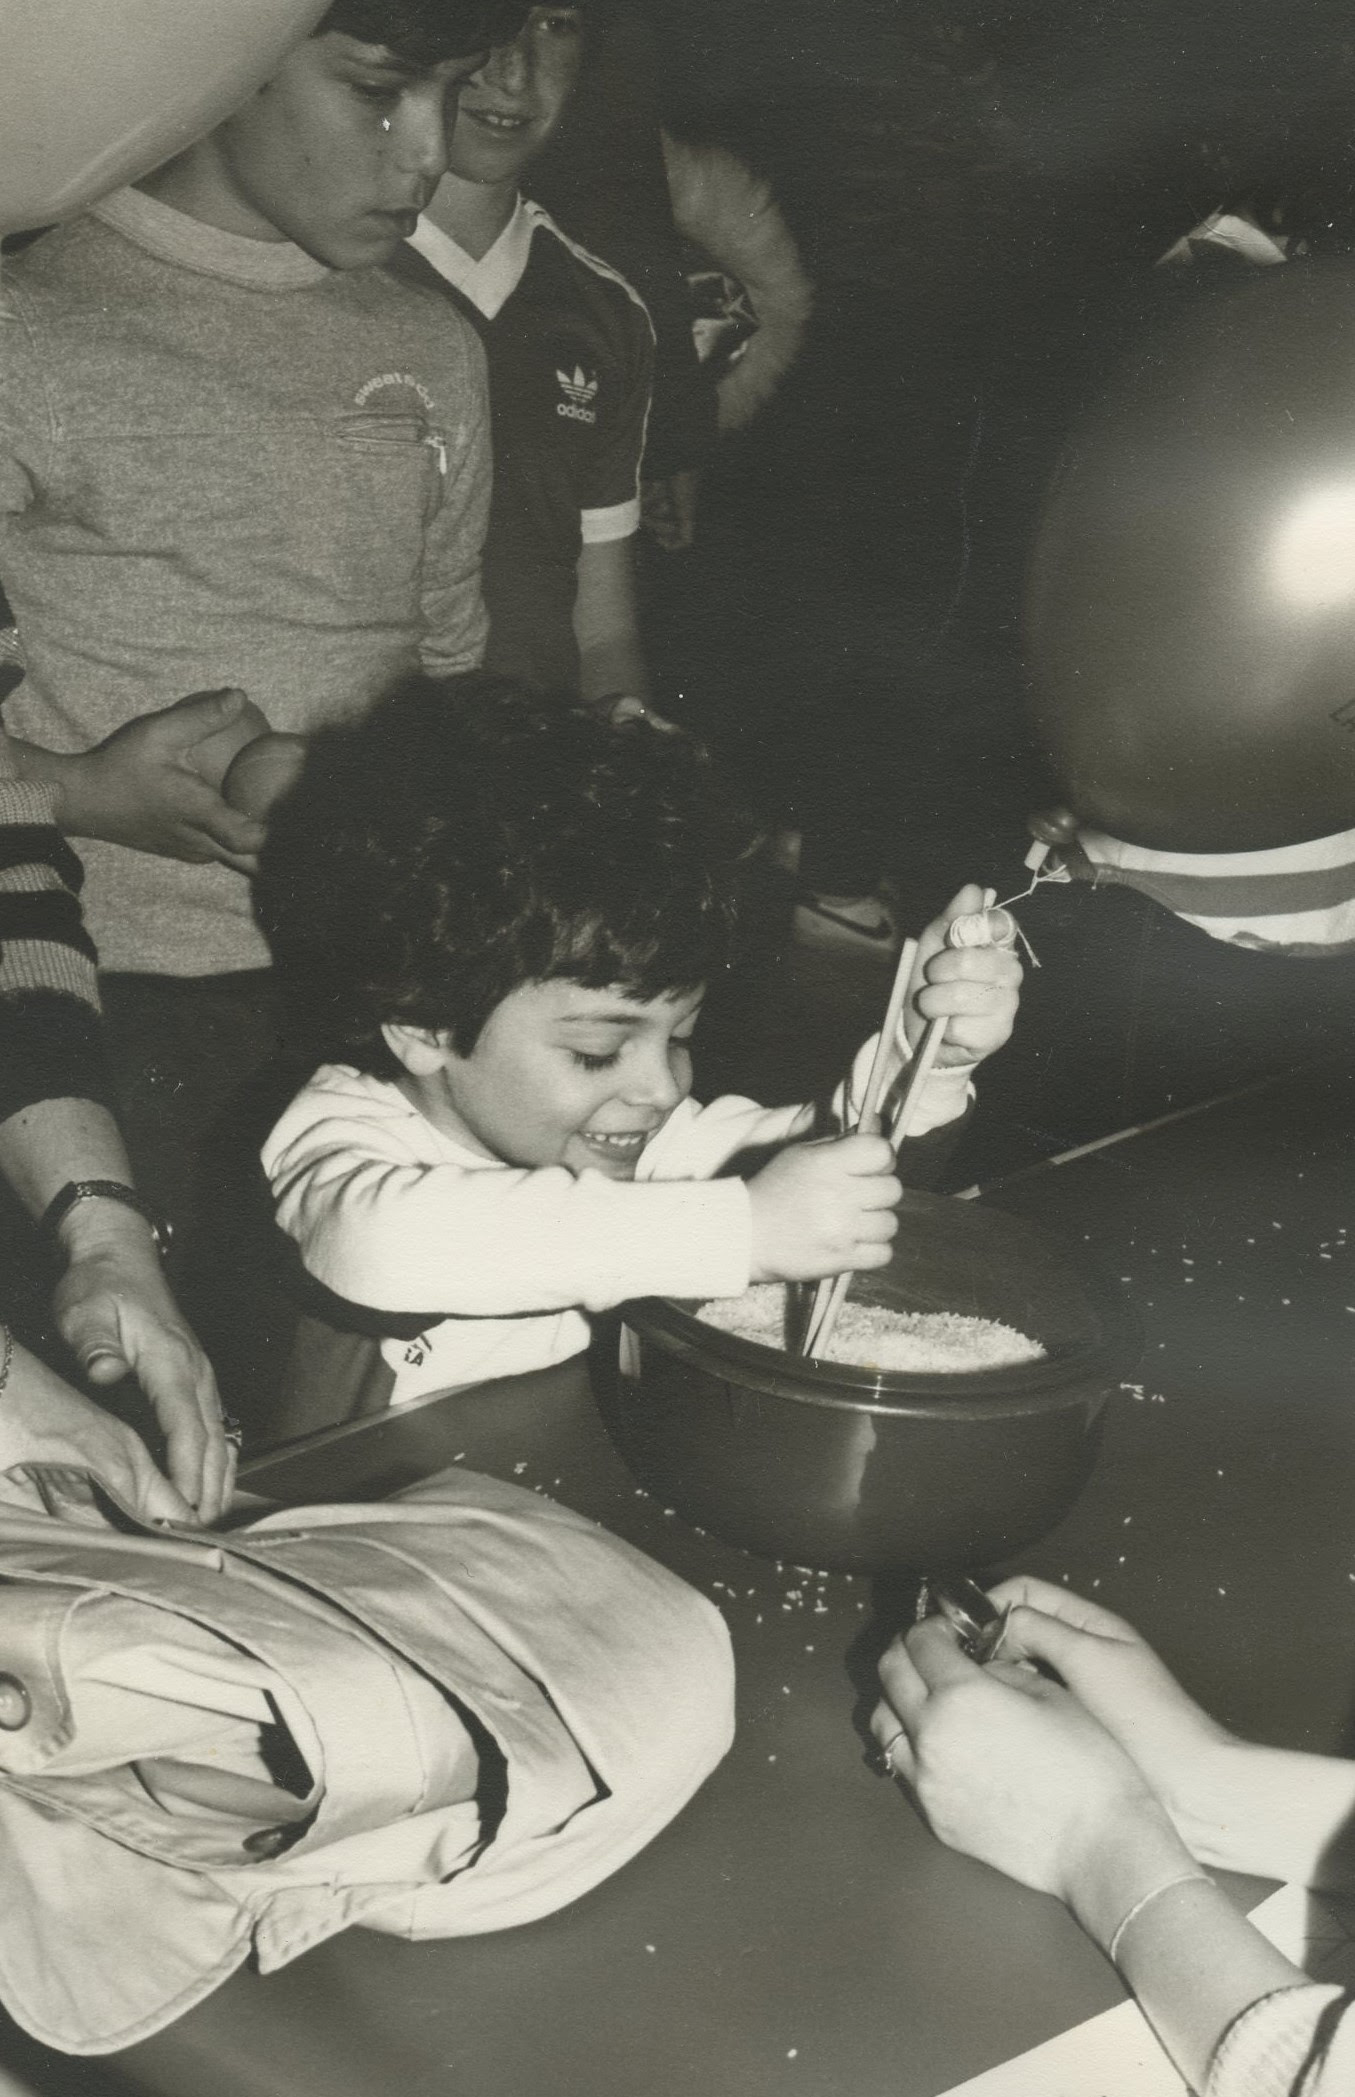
[0,0,329,236]
[1025,263,1355,852]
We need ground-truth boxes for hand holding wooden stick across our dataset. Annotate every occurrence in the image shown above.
[801,908,1018,1361]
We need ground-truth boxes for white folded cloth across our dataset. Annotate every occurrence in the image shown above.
[0,1463,734,2054]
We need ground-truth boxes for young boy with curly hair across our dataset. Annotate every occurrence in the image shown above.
[255,675,1022,1432]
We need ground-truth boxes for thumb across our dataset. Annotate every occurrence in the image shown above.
[906,1612,987,1691]
[826,1131,895,1175]
[920,883,990,961]
[1001,1604,1113,1683]
[82,1347,134,1384]
[195,801,268,859]
[904,884,992,1048]
[160,687,249,743]
[58,1298,133,1384]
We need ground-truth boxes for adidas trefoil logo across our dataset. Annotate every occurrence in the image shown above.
[556,364,599,424]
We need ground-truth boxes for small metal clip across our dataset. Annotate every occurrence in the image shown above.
[917,1575,1012,1665]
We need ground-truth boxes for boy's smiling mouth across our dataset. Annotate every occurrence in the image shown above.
[461,104,532,132]
[581,1129,649,1155]
[574,1123,658,1174]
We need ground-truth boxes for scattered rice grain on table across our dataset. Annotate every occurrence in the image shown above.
[695,1283,1045,1372]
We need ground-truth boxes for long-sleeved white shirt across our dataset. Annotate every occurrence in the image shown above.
[263,1022,971,1403]
[1206,1983,1354,2096]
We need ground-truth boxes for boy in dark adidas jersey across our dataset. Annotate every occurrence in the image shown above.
[397,5,654,702]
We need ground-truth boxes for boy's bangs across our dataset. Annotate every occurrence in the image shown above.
[256,674,756,1072]
[542,896,734,1004]
[319,0,530,60]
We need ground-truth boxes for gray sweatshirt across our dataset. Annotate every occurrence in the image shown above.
[0,188,491,975]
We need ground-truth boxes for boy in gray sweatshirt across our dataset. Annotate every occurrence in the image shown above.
[0,0,528,1246]
[0,2,533,1422]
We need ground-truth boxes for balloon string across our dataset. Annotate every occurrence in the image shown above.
[997,859,1063,910]
[988,854,1075,970]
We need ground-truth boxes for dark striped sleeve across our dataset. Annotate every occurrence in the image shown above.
[0,778,100,1008]
[0,767,108,1119]
[0,989,112,1125]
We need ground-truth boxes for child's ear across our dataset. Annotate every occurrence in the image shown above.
[381,1022,452,1076]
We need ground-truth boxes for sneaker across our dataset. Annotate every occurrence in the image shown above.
[793,887,899,951]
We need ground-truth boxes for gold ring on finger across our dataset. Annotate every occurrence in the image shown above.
[873,1726,909,1777]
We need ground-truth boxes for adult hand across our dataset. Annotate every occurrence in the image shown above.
[904,883,1024,1067]
[987,1577,1239,1846]
[58,689,268,871]
[53,1223,234,1523]
[871,1615,1180,1907]
[872,1603,1323,2097]
[0,1338,194,1526]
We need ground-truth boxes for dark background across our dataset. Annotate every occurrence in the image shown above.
[641,0,1355,902]
[616,0,1355,1180]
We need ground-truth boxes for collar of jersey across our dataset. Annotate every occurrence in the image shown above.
[407,193,538,320]
[90,186,333,291]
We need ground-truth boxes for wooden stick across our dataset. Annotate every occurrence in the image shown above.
[888,1011,949,1146]
[805,1011,949,1360]
[802,1265,848,1362]
[950,1069,1286,1201]
[804,904,1017,1359]
[801,939,917,1358]
[854,936,920,1133]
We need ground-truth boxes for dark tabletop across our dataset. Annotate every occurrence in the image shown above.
[9,1063,1355,2097]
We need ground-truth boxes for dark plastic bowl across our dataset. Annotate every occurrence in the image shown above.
[602,1189,1137,1575]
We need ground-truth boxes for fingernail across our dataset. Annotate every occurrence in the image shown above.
[83,1349,125,1376]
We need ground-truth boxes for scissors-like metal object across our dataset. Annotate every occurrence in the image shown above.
[916,1574,1012,1665]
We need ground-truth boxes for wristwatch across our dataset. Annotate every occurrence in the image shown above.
[41,1180,173,1256]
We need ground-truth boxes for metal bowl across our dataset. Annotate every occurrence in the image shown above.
[602,1189,1136,1575]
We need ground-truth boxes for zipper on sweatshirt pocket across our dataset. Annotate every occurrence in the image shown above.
[336,414,449,512]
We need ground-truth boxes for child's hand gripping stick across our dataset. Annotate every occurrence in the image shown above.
[896,904,1019,1139]
[802,904,1020,1360]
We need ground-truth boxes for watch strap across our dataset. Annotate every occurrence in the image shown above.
[41,1180,172,1256]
